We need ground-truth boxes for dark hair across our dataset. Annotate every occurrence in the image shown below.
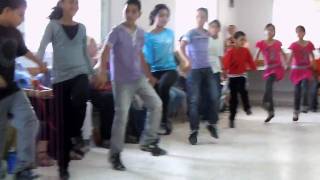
[49,1,63,20]
[265,23,275,30]
[149,4,170,26]
[0,0,26,14]
[296,25,306,33]
[197,7,208,17]
[233,31,246,39]
[126,0,141,11]
[209,19,221,28]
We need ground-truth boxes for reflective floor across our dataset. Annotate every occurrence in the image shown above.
[5,107,320,180]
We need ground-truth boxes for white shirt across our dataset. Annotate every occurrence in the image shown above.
[208,36,224,73]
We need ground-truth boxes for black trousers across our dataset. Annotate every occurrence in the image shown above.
[228,77,251,120]
[53,74,89,169]
[152,70,178,124]
[90,90,114,140]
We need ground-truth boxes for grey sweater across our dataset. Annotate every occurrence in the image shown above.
[37,20,94,84]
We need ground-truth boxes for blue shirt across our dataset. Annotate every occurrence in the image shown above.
[182,29,210,69]
[143,28,177,72]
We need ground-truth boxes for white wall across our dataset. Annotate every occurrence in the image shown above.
[102,0,175,38]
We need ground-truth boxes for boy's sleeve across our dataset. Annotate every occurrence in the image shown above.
[181,30,192,43]
[37,22,53,60]
[105,27,118,48]
[246,49,257,70]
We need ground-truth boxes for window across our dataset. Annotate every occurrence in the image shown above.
[175,0,218,40]
[273,0,320,50]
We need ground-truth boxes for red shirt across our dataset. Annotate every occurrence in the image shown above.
[223,47,257,75]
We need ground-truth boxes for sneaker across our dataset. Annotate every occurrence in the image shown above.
[246,109,252,115]
[140,144,167,156]
[264,111,275,123]
[14,169,39,180]
[293,112,299,122]
[301,106,308,113]
[158,123,172,136]
[59,168,70,180]
[109,153,126,171]
[188,131,198,145]
[206,125,219,139]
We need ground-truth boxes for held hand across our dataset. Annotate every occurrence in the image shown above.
[148,75,158,86]
[37,90,53,99]
[0,76,7,89]
[39,62,48,73]
[92,69,108,89]
[180,61,191,74]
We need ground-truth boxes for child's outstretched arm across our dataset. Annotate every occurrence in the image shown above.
[178,40,191,73]
[140,51,157,86]
[24,51,48,73]
[280,49,288,69]
[247,50,257,71]
[93,44,110,89]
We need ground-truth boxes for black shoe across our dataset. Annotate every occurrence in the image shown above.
[293,112,299,122]
[158,123,172,136]
[264,112,275,123]
[229,120,235,128]
[109,153,126,171]
[140,144,167,156]
[206,125,219,139]
[59,168,70,180]
[188,131,198,145]
[246,109,252,115]
[14,169,39,180]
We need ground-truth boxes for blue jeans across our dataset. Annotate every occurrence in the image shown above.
[168,87,186,116]
[187,68,220,131]
[110,77,162,155]
[0,91,39,172]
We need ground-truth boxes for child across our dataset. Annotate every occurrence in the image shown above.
[96,0,166,171]
[37,0,94,178]
[310,57,320,112]
[288,25,315,121]
[224,25,237,52]
[179,8,220,145]
[0,0,47,179]
[223,31,256,128]
[255,23,287,123]
[143,4,183,135]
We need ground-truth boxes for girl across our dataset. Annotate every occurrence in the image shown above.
[255,23,287,123]
[223,31,256,128]
[143,4,179,135]
[37,0,94,179]
[288,25,315,121]
[179,8,220,145]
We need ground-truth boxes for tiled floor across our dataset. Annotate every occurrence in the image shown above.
[5,107,320,180]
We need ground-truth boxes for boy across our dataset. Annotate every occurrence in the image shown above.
[0,0,47,179]
[223,31,256,128]
[179,8,220,146]
[95,0,166,171]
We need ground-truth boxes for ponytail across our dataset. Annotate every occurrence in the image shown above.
[49,1,63,20]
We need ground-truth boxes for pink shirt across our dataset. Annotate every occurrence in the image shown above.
[289,41,315,85]
[256,40,285,81]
